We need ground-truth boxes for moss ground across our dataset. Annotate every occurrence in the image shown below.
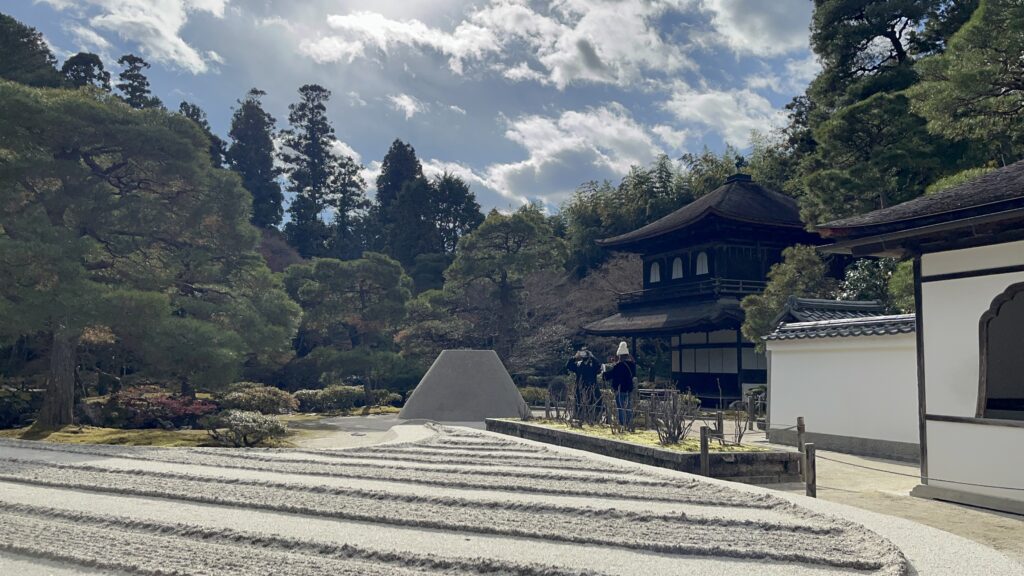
[521,419,765,453]
[0,425,218,447]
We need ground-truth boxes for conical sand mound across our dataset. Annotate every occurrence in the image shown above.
[400,350,529,421]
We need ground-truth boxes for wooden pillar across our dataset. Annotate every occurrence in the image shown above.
[805,443,817,498]
[797,416,806,480]
[700,426,710,476]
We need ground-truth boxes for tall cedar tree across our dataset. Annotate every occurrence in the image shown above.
[228,88,284,229]
[116,54,162,109]
[0,83,297,426]
[178,101,227,167]
[280,84,367,258]
[61,52,111,91]
[375,139,424,238]
[432,172,484,254]
[0,13,61,87]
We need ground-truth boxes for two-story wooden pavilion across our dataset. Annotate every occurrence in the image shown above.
[584,174,821,406]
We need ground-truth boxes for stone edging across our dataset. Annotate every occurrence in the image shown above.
[485,419,800,484]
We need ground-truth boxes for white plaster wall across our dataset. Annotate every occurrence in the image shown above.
[927,419,1024,503]
[921,240,1024,276]
[767,334,918,443]
[919,266,1024,416]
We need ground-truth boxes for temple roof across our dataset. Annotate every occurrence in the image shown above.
[598,174,805,249]
[818,160,1024,256]
[765,314,916,341]
[583,298,745,336]
[772,297,886,326]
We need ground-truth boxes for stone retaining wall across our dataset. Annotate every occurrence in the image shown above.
[485,419,800,484]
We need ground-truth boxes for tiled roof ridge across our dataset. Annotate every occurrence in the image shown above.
[778,314,916,330]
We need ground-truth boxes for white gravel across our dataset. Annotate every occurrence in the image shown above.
[0,424,1018,575]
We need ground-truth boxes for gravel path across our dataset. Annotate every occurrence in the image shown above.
[0,424,1003,575]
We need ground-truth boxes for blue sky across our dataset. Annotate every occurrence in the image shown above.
[7,0,818,212]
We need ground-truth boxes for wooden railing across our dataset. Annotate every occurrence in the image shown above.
[618,278,768,306]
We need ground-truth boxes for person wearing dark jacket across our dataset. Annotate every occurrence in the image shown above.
[602,341,637,425]
[566,349,602,423]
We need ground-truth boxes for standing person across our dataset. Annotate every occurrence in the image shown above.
[602,341,637,426]
[565,348,601,423]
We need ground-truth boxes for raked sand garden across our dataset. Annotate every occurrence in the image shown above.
[0,423,1020,576]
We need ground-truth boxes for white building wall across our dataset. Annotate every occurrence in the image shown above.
[767,334,918,444]
[927,420,1024,501]
[919,242,1024,508]
[921,244,1024,417]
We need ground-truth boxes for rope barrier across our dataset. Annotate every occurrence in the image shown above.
[813,454,1024,492]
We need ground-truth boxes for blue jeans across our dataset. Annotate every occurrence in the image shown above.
[615,391,632,426]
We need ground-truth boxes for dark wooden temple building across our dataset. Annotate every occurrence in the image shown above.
[584,174,821,406]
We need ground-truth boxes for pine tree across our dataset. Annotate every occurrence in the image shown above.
[0,13,61,87]
[431,172,484,254]
[280,84,366,258]
[116,54,162,109]
[228,88,284,229]
[61,52,111,90]
[178,101,227,167]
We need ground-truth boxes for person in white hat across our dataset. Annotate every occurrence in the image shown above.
[602,341,637,426]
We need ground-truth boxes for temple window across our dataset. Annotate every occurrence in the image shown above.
[979,282,1024,421]
[649,261,661,283]
[695,251,709,275]
[671,257,684,279]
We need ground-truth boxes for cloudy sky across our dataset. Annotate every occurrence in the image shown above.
[9,0,817,211]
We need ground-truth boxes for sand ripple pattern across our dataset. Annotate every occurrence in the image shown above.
[0,428,909,575]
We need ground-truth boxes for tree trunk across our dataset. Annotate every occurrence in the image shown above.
[37,331,77,430]
[180,379,195,399]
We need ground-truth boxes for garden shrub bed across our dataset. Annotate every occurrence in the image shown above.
[486,419,800,484]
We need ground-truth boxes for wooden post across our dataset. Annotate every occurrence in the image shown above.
[805,443,816,498]
[544,394,551,419]
[700,426,710,476]
[797,416,806,480]
[746,394,755,431]
[715,410,724,441]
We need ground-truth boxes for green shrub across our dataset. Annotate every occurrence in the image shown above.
[293,385,365,413]
[225,381,264,394]
[95,388,217,429]
[203,410,287,447]
[220,386,298,414]
[0,387,43,429]
[372,389,403,407]
[519,386,548,406]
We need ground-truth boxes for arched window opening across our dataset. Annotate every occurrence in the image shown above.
[649,261,661,283]
[695,251,709,275]
[671,257,684,279]
[979,282,1024,421]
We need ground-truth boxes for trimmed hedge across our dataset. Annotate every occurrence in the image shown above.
[220,385,298,415]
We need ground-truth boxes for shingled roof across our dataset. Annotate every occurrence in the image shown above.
[818,160,1024,242]
[765,314,916,341]
[583,298,745,336]
[598,174,805,248]
[772,297,887,326]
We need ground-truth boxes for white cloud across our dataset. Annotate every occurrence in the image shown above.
[303,1,694,89]
[41,0,229,73]
[700,0,811,56]
[651,125,691,151]
[387,93,424,120]
[347,91,368,107]
[330,139,361,164]
[663,86,785,147]
[66,24,112,52]
[484,103,665,206]
[449,104,467,115]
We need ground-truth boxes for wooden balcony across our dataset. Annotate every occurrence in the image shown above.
[618,278,768,308]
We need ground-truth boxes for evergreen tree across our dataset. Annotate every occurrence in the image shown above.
[228,88,284,229]
[116,54,162,109]
[375,139,424,233]
[0,83,296,426]
[178,101,227,167]
[61,52,111,90]
[446,205,567,359]
[431,172,484,254]
[910,0,1024,164]
[0,13,61,87]
[280,84,366,258]
[389,177,443,267]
